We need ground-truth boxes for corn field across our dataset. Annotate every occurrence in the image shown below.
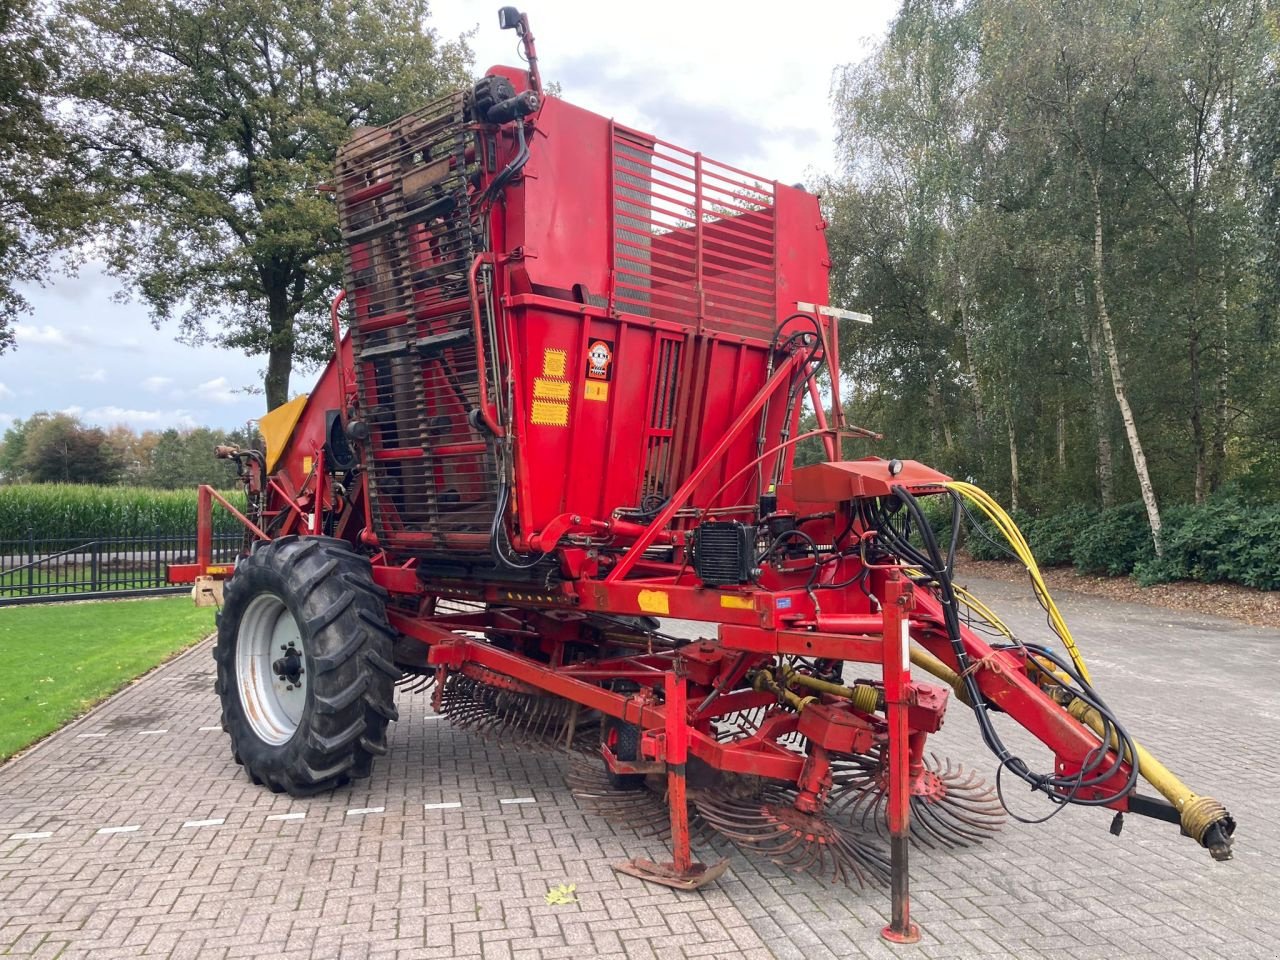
[0,484,248,540]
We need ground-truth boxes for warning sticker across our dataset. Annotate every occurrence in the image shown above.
[585,339,614,381]
[542,349,568,378]
[530,399,569,426]
[584,380,609,402]
[534,377,572,401]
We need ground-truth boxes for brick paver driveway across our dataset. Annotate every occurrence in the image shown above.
[2,577,1278,959]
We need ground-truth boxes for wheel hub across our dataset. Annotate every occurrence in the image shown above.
[272,647,304,686]
[235,593,309,745]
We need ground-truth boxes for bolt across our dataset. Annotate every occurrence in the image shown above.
[286,685,294,691]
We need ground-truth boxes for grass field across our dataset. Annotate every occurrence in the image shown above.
[0,598,216,760]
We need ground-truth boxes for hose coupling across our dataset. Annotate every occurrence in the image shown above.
[1179,795,1236,861]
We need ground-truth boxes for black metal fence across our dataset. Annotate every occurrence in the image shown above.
[0,530,243,605]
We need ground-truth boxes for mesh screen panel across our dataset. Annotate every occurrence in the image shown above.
[336,94,497,557]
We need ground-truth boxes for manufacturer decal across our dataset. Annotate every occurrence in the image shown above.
[586,339,614,381]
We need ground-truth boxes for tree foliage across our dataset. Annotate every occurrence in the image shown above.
[0,0,86,349]
[55,0,471,409]
[0,414,255,488]
[826,0,1279,544]
[1,412,123,484]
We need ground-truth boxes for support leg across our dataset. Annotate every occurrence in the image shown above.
[881,573,922,944]
[612,671,729,890]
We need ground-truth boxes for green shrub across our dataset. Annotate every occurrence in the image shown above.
[1071,502,1155,576]
[915,493,957,550]
[1133,496,1280,590]
[0,484,247,540]
[958,504,1031,561]
[1023,505,1095,566]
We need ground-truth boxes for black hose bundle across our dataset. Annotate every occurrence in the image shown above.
[865,485,1140,821]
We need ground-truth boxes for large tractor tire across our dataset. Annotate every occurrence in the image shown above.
[213,536,399,796]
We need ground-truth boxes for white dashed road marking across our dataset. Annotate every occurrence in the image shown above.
[266,812,305,821]
[198,726,221,732]
[346,806,385,817]
[138,729,168,736]
[182,818,224,829]
[96,825,139,835]
[75,733,106,739]
[424,801,462,810]
[9,832,52,840]
[500,797,536,805]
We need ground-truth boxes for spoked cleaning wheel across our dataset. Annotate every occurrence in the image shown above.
[694,785,890,887]
[828,751,1005,849]
[566,753,673,838]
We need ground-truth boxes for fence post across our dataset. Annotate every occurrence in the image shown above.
[91,539,100,593]
[154,526,162,590]
[27,529,35,595]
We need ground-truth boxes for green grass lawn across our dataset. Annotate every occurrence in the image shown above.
[0,598,216,760]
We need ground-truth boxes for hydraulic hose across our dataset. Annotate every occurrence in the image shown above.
[945,481,1090,683]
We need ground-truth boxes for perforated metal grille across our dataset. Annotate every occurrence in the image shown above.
[611,127,777,336]
[335,94,498,556]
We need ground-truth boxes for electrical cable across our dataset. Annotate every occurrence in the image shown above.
[755,528,823,589]
[868,484,1139,818]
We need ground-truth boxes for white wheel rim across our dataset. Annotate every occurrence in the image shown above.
[236,593,308,745]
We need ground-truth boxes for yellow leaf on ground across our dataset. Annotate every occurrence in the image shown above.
[544,883,578,905]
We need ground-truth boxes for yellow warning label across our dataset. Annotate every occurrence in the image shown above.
[637,589,670,615]
[719,594,754,610]
[530,399,569,426]
[534,377,572,401]
[206,565,233,576]
[584,380,609,402]
[302,455,313,475]
[542,348,568,378]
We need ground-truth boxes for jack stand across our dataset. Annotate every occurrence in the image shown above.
[614,671,729,891]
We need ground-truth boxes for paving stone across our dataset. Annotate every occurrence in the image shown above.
[1,580,1277,959]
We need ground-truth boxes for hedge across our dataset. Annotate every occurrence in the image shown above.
[952,493,1280,591]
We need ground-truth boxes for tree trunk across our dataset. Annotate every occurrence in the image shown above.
[264,295,294,411]
[1057,397,1067,472]
[1210,289,1229,492]
[1090,176,1163,554]
[1076,279,1114,507]
[1190,323,1206,504]
[1004,397,1019,513]
[959,299,986,430]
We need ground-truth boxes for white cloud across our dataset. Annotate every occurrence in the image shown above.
[0,382,13,399]
[84,406,199,429]
[191,377,239,405]
[142,376,173,392]
[79,368,107,383]
[0,412,14,427]
[17,324,70,347]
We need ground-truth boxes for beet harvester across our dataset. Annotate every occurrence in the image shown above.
[171,9,1234,942]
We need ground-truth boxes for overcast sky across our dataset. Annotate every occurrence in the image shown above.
[0,0,895,435]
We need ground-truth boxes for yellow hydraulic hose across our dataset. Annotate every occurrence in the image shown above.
[944,481,1091,684]
[952,583,1015,642]
[909,643,1233,856]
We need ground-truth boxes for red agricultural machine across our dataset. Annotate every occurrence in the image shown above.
[170,9,1234,942]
